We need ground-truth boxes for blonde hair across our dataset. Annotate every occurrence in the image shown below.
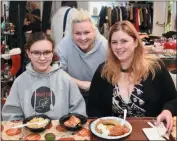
[101,21,162,85]
[72,9,96,32]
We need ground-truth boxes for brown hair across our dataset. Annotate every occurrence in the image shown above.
[25,32,54,51]
[25,32,60,62]
[101,21,161,85]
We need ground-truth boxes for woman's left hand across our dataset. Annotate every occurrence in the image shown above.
[157,110,173,132]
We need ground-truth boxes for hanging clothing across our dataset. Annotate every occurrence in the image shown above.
[98,4,153,34]
[135,8,139,32]
[120,6,128,20]
[99,6,107,28]
[24,8,41,33]
[107,7,112,28]
[42,1,52,33]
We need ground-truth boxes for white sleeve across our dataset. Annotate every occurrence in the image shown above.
[65,8,78,37]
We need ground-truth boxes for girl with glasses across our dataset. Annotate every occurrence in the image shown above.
[2,32,86,121]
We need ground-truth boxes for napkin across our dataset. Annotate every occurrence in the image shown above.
[142,128,166,140]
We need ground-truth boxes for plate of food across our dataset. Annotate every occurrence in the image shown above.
[59,113,87,131]
[23,114,51,132]
[90,117,132,139]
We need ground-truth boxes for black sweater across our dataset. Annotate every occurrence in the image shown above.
[88,63,177,117]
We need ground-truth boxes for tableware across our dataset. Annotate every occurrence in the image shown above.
[12,120,48,129]
[59,113,87,131]
[90,116,132,139]
[23,114,51,132]
[45,133,56,141]
[121,109,127,126]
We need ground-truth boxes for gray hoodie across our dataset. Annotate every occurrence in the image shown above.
[56,30,108,82]
[2,63,87,121]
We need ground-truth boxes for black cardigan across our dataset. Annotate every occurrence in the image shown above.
[88,63,177,117]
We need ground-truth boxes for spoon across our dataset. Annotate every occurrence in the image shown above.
[12,120,49,129]
[121,109,127,126]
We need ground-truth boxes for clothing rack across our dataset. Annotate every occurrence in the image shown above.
[98,2,154,37]
[129,3,153,7]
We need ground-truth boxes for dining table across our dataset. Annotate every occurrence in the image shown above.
[1,117,176,140]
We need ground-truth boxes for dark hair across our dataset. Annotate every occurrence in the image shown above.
[25,32,54,51]
[61,1,77,8]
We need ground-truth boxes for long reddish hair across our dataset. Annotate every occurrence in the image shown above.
[101,21,161,85]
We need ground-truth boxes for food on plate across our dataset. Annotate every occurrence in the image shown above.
[64,115,81,127]
[95,119,129,136]
[27,117,49,129]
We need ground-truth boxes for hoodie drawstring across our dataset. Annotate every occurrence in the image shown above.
[33,89,37,115]
[49,74,54,110]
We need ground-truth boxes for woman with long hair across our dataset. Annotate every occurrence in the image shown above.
[88,21,177,132]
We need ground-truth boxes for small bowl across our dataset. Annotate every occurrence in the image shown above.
[59,113,87,131]
[23,114,51,133]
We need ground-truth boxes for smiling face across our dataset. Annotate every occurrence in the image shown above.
[111,30,137,65]
[27,40,53,73]
[72,20,96,53]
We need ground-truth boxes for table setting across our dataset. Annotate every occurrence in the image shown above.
[1,114,176,141]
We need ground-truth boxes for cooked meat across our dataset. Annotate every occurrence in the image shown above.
[95,119,130,136]
[109,125,124,136]
[64,116,81,127]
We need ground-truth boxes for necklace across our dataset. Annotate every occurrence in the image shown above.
[121,68,129,73]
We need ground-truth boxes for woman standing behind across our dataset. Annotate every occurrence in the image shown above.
[88,21,177,131]
[51,1,78,45]
[2,32,86,121]
[24,2,41,33]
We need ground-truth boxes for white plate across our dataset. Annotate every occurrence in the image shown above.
[90,117,132,140]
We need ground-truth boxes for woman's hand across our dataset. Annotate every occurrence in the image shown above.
[157,110,173,132]
[71,77,91,92]
[79,81,91,92]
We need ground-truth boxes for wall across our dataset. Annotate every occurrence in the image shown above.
[171,1,177,31]
[50,1,89,19]
[78,1,89,11]
[152,1,168,36]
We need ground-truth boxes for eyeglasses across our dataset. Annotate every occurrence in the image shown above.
[30,50,53,58]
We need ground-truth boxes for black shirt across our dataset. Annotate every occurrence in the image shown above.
[88,62,177,117]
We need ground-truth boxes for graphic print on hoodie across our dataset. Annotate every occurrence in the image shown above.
[2,62,87,121]
[31,86,55,113]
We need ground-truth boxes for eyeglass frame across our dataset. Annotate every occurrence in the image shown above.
[30,50,53,59]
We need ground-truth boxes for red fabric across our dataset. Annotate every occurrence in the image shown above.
[135,8,139,32]
[10,54,21,76]
[1,44,5,54]
[164,42,176,50]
